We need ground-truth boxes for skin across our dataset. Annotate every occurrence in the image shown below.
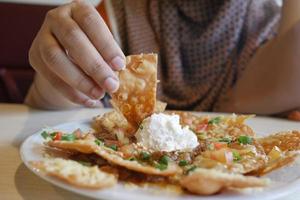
[26,0,300,115]
[218,0,300,114]
[26,0,125,108]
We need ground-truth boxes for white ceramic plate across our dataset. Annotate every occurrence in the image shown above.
[20,113,300,200]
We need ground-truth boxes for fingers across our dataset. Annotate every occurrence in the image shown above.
[46,3,120,93]
[71,0,125,71]
[29,39,102,108]
[38,28,105,100]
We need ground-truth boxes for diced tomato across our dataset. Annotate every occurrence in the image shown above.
[196,124,208,132]
[202,118,209,124]
[204,148,232,164]
[183,118,193,125]
[53,132,62,141]
[73,129,82,139]
[213,142,227,150]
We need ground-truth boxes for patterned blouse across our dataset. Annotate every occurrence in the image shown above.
[105,0,280,111]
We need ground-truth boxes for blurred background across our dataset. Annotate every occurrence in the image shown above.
[0,0,101,103]
[0,0,283,104]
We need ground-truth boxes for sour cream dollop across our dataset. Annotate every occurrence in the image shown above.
[135,113,199,152]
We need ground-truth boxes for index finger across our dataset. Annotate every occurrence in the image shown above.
[71,0,125,71]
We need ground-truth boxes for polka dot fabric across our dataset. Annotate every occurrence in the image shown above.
[110,0,280,111]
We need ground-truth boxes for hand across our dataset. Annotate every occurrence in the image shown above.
[28,0,125,107]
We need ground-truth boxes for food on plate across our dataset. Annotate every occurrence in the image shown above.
[30,53,300,196]
[47,133,181,176]
[180,168,269,195]
[110,53,157,129]
[135,113,199,152]
[257,130,300,153]
[32,157,116,189]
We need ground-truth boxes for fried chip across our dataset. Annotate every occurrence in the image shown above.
[180,168,269,195]
[192,141,267,175]
[48,139,181,176]
[111,54,158,128]
[31,158,116,189]
[92,110,135,141]
[155,100,167,113]
[48,139,95,154]
[257,131,300,154]
[174,112,255,139]
[251,152,299,176]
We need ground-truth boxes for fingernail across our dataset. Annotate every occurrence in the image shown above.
[91,87,104,99]
[111,56,125,70]
[85,99,103,107]
[103,77,119,93]
[100,92,105,99]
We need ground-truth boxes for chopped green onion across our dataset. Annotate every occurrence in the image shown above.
[94,139,103,146]
[140,152,151,161]
[207,143,215,150]
[238,136,253,145]
[159,155,169,165]
[208,116,221,125]
[233,151,241,161]
[129,157,136,161]
[109,144,118,151]
[179,160,188,166]
[61,134,76,141]
[41,131,49,139]
[219,137,232,143]
[197,132,207,140]
[78,161,92,166]
[139,125,144,130]
[50,132,57,139]
[186,166,197,174]
[155,163,168,171]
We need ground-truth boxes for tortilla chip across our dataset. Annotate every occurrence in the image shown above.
[180,168,269,195]
[48,139,95,154]
[92,110,135,141]
[111,53,158,128]
[257,131,300,154]
[251,152,299,176]
[155,100,167,113]
[174,112,255,139]
[193,141,268,175]
[31,158,116,189]
[48,139,180,176]
[94,144,181,176]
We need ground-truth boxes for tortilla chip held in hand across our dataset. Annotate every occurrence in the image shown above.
[111,53,158,128]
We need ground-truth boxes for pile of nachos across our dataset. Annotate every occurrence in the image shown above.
[31,54,300,195]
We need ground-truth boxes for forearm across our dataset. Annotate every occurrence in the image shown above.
[218,5,300,114]
[278,0,300,35]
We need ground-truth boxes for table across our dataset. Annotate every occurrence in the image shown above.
[0,103,107,200]
[0,103,299,200]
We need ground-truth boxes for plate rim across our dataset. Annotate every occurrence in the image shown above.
[20,117,300,200]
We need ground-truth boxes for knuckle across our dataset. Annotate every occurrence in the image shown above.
[81,12,98,28]
[85,59,106,76]
[62,24,80,43]
[74,76,88,90]
[98,39,111,53]
[45,9,58,21]
[69,93,87,105]
[41,45,61,66]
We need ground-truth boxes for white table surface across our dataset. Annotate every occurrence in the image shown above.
[0,103,300,200]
